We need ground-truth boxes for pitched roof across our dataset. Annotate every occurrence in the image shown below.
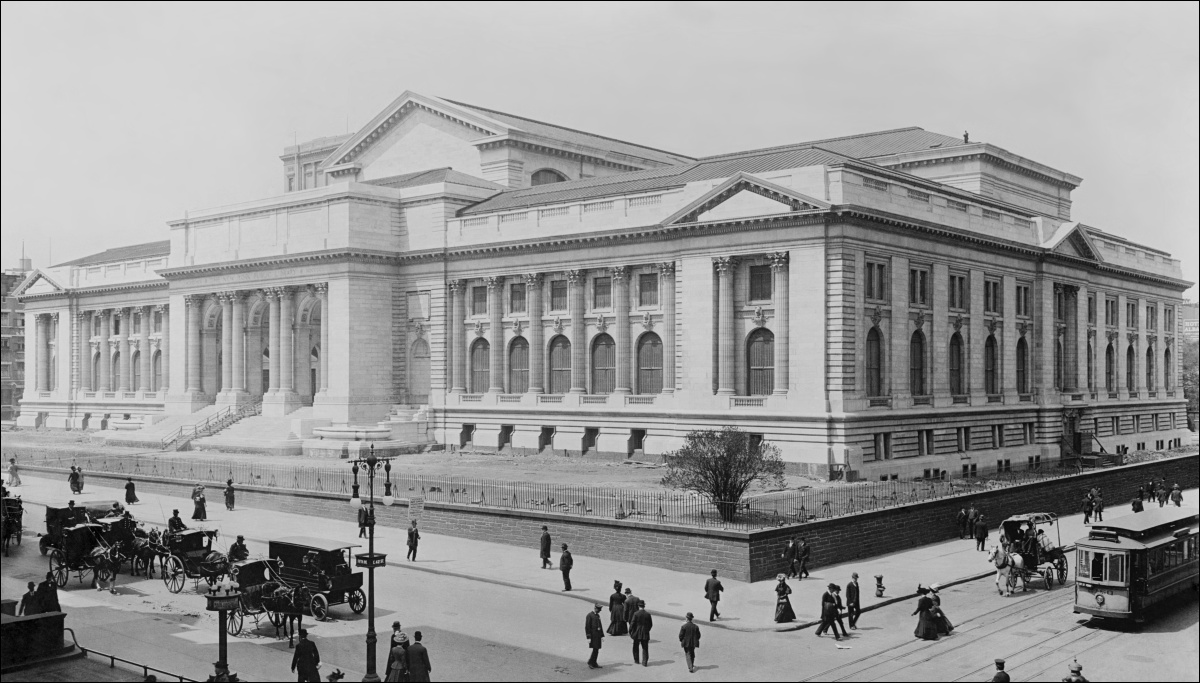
[363,167,504,192]
[700,127,967,161]
[54,240,171,268]
[442,98,695,166]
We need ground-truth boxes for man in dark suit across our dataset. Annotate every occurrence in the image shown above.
[630,600,653,666]
[798,538,811,579]
[783,538,800,579]
[975,514,989,551]
[990,658,1010,682]
[846,572,862,629]
[624,588,639,632]
[559,543,573,591]
[967,505,979,540]
[585,603,604,669]
[540,525,552,569]
[406,521,420,561]
[679,612,701,673]
[814,584,841,641]
[290,628,320,682]
[18,581,40,616]
[956,507,968,539]
[167,509,187,534]
[406,631,432,682]
[704,569,723,621]
[37,572,61,613]
[357,502,369,539]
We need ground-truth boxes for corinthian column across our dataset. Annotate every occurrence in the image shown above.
[613,266,632,395]
[185,297,202,394]
[116,308,131,392]
[219,294,234,395]
[660,262,676,393]
[315,284,329,393]
[266,289,281,393]
[157,304,170,394]
[279,288,296,393]
[770,252,790,395]
[525,274,544,393]
[35,314,49,392]
[568,269,587,393]
[77,312,91,393]
[98,310,112,392]
[714,257,738,395]
[139,306,152,391]
[448,280,466,394]
[231,294,246,394]
[487,276,505,392]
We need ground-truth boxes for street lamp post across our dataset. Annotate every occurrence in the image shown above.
[203,576,242,682]
[349,444,393,683]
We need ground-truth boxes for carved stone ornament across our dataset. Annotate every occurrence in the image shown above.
[447,279,465,295]
[953,314,965,332]
[612,266,629,283]
[870,305,883,329]
[553,316,565,334]
[412,320,426,339]
[641,311,654,330]
[752,306,770,328]
[474,320,486,337]
[150,337,162,350]
[1146,333,1157,345]
[597,316,610,333]
[511,319,524,336]
[658,261,676,276]
[984,318,998,335]
[913,309,926,330]
[712,256,738,274]
[1087,328,1096,340]
[485,276,503,290]
[1056,324,1066,337]
[1018,321,1033,338]
[90,340,100,352]
[523,273,542,289]
[768,251,789,271]
[566,270,586,285]
[1126,332,1138,345]
[1106,329,1118,343]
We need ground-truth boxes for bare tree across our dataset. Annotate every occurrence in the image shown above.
[661,427,786,522]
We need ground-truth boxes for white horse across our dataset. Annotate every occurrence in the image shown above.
[988,545,1026,596]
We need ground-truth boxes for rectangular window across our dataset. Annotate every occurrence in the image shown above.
[865,261,888,301]
[997,458,1011,473]
[550,280,568,311]
[638,273,659,307]
[749,265,772,301]
[949,274,968,310]
[1165,307,1174,331]
[1055,287,1065,321]
[509,283,526,314]
[471,286,488,316]
[984,279,1002,314]
[946,198,969,212]
[1024,422,1035,445]
[909,267,929,306]
[593,277,612,309]
[1127,302,1138,327]
[992,425,1004,449]
[1016,285,1031,317]
[1105,298,1116,326]
[982,208,1003,221]
[957,426,971,452]
[874,433,892,460]
[1146,305,1156,330]
[917,429,935,457]
[1087,295,1096,324]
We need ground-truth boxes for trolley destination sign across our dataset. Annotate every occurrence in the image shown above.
[355,552,387,569]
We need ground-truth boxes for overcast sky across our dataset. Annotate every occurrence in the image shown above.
[2,2,1196,296]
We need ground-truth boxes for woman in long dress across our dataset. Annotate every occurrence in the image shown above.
[774,574,796,623]
[385,631,409,682]
[913,589,939,640]
[929,584,954,635]
[124,477,139,505]
[606,581,628,636]
[224,479,236,511]
[191,484,207,521]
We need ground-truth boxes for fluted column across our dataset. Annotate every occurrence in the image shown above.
[568,269,587,393]
[660,262,676,393]
[218,294,234,395]
[266,289,281,393]
[315,284,329,393]
[525,274,544,393]
[279,288,297,393]
[1135,297,1147,394]
[157,304,170,394]
[138,306,152,391]
[1154,302,1165,392]
[448,280,467,393]
[714,257,738,395]
[35,314,49,392]
[1116,294,1129,398]
[770,252,790,395]
[116,308,131,392]
[98,310,112,392]
[185,297,203,394]
[77,312,91,393]
[229,294,245,392]
[613,266,632,394]
[487,276,505,392]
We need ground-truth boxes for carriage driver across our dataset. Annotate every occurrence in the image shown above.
[1036,529,1062,563]
[228,535,250,563]
[167,509,188,534]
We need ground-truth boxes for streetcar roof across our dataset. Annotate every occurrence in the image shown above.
[270,536,361,552]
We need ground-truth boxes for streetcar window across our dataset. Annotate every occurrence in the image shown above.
[1090,552,1105,581]
[1107,553,1126,583]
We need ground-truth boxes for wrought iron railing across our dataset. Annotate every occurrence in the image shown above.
[63,627,195,682]
[159,401,262,451]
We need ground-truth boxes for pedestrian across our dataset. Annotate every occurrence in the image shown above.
[624,587,638,632]
[18,581,40,616]
[406,630,432,682]
[388,621,405,650]
[1081,494,1093,525]
[773,574,796,623]
[912,589,939,641]
[798,537,811,579]
[291,629,321,682]
[357,501,370,539]
[846,572,862,629]
[6,457,21,487]
[929,584,954,635]
[76,467,85,493]
[704,569,724,622]
[406,520,420,561]
[585,603,604,669]
[1137,485,1145,502]
[782,537,799,579]
[1131,496,1144,513]
[539,525,552,569]
[1146,479,1157,503]
[967,505,979,539]
[975,514,989,551]
[124,476,139,505]
[224,479,236,511]
[191,484,207,521]
[956,507,968,539]
[679,612,701,673]
[37,572,60,613]
[1170,484,1183,507]
[68,466,81,494]
[814,583,841,640]
[991,658,1010,683]
[168,509,188,534]
[385,630,408,682]
[1093,493,1104,522]
[1158,485,1169,507]
[1061,660,1089,682]
[629,600,652,667]
[559,543,573,591]
[607,581,628,636]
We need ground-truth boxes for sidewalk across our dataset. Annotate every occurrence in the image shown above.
[8,473,1193,633]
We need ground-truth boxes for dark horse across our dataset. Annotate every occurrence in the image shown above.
[261,583,311,648]
[1,514,20,556]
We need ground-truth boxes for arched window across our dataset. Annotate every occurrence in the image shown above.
[1017,338,1029,394]
[1054,340,1064,391]
[591,334,616,394]
[408,339,431,403]
[636,333,663,394]
[909,330,927,396]
[747,329,775,396]
[1164,347,1173,390]
[949,333,965,395]
[866,327,883,397]
[1105,343,1115,388]
[112,352,121,390]
[131,351,141,391]
[92,353,101,389]
[1086,341,1094,390]
[548,336,571,394]
[1126,345,1135,391]
[469,339,490,394]
[508,338,529,394]
[530,169,568,186]
[985,336,999,395]
[1146,345,1155,391]
[152,350,163,392]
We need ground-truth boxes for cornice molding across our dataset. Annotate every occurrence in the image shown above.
[887,151,1079,190]
[19,279,168,302]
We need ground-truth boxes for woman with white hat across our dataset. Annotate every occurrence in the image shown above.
[929,583,954,635]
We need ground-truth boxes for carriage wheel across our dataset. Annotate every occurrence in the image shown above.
[39,536,50,556]
[1041,568,1054,591]
[163,556,186,594]
[268,610,285,628]
[227,608,244,636]
[51,552,69,587]
[96,565,115,584]
[309,593,329,621]
[1056,558,1068,585]
[15,524,20,546]
[348,588,366,614]
[1006,571,1017,593]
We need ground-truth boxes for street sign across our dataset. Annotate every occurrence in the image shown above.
[409,496,425,521]
[355,552,388,569]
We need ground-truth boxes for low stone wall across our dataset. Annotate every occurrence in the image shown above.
[20,453,1198,583]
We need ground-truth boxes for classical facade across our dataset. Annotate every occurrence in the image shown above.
[16,90,1191,477]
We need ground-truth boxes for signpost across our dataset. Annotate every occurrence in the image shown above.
[355,552,388,569]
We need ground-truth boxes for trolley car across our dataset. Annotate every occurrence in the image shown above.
[1074,507,1198,622]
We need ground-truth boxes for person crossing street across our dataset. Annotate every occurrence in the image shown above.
[704,569,723,621]
[585,603,604,669]
[679,612,701,673]
[539,525,552,569]
[559,543,574,591]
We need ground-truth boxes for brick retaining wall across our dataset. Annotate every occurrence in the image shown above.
[21,454,1197,583]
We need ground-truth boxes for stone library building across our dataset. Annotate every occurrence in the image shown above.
[14,90,1190,478]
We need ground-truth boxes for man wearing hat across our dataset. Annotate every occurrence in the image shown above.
[846,572,862,629]
[585,603,604,669]
[1170,484,1183,507]
[1061,660,1089,682]
[629,600,653,666]
[291,628,321,682]
[560,543,574,591]
[228,535,249,563]
[678,612,701,673]
[540,525,552,569]
[406,520,420,561]
[990,658,1010,683]
[974,513,989,551]
[167,509,187,534]
[814,583,842,641]
[704,569,723,622]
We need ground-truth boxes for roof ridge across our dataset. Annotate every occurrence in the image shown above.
[53,239,171,268]
[698,127,931,161]
[440,97,695,162]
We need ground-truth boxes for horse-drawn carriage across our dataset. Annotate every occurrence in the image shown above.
[161,529,230,593]
[49,523,124,589]
[1,496,22,555]
[989,512,1068,594]
[38,500,120,556]
[269,537,366,620]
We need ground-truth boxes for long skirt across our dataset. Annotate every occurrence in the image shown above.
[126,489,139,505]
[607,609,628,636]
[775,595,796,623]
[192,499,207,520]
[935,608,954,634]
[225,491,235,510]
[914,610,939,640]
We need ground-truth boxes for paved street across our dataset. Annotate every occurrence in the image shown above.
[2,474,1196,681]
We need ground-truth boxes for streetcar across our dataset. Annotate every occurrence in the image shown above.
[1074,507,1198,622]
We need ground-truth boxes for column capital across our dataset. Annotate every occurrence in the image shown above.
[612,266,630,283]
[522,273,543,289]
[260,287,282,302]
[75,311,88,322]
[184,294,205,308]
[485,275,504,290]
[154,303,168,314]
[769,251,790,270]
[112,307,127,319]
[566,269,586,285]
[447,279,466,294]
[712,256,739,274]
[658,261,676,276]
[313,282,329,296]
[217,292,235,305]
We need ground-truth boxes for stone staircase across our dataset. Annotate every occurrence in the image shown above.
[98,405,226,450]
[190,407,326,456]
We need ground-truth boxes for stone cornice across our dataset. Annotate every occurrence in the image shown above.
[168,187,400,228]
[474,136,646,172]
[157,249,404,279]
[886,151,1080,190]
[18,279,168,302]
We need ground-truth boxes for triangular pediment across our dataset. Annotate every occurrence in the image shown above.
[661,173,830,225]
[1045,222,1103,263]
[12,269,65,297]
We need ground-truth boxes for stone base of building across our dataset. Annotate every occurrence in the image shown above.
[262,391,303,417]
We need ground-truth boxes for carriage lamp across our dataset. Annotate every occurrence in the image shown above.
[382,460,394,507]
[874,574,885,598]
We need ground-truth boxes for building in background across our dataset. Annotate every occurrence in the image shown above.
[1,257,31,422]
[1183,302,1198,343]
